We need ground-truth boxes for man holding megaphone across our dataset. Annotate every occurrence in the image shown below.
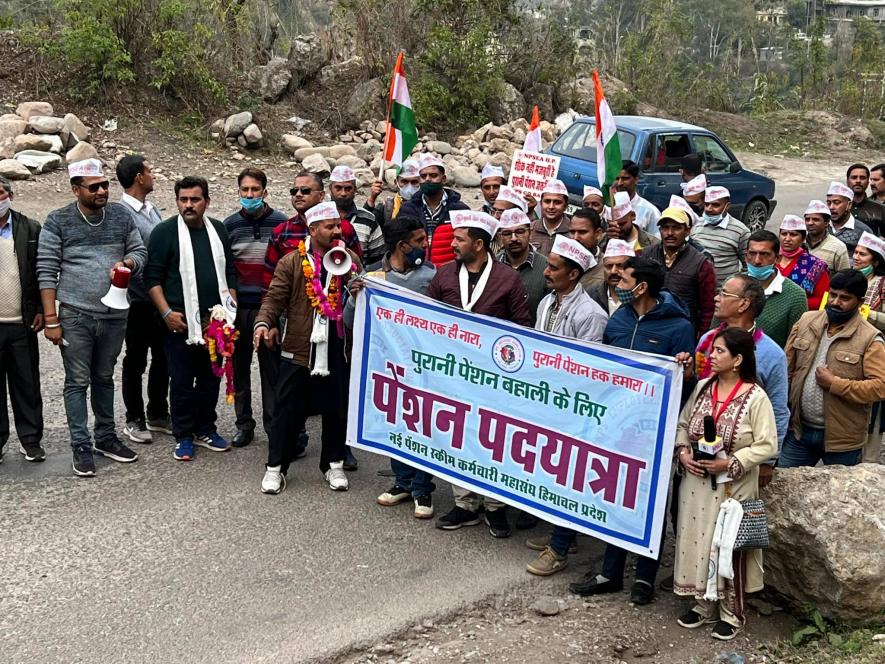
[254,202,361,495]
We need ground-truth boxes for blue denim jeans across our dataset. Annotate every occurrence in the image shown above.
[779,427,862,468]
[549,525,576,556]
[59,308,127,450]
[391,458,435,498]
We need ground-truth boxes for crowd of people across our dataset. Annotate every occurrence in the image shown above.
[2,151,884,642]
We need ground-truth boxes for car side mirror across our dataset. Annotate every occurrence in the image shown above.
[727,161,741,173]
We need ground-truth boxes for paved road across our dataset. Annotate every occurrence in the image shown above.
[0,179,836,663]
[1,342,567,664]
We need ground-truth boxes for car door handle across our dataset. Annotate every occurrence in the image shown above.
[573,173,581,179]
[657,181,667,186]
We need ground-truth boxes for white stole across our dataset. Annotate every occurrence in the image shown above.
[177,215,235,344]
[458,258,494,311]
[304,238,332,376]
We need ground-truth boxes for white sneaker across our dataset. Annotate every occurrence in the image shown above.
[261,466,286,494]
[325,461,349,491]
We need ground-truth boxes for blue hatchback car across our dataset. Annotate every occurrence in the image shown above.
[549,116,777,231]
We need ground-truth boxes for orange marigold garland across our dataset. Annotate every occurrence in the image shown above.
[298,240,353,320]
[204,304,239,404]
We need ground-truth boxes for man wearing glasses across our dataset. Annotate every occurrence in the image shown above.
[263,171,362,291]
[37,158,146,477]
[495,208,547,326]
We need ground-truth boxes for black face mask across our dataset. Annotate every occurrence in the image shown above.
[825,305,857,326]
[689,202,704,215]
[420,182,443,195]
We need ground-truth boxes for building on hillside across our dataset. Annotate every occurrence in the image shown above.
[806,0,885,26]
[757,6,788,25]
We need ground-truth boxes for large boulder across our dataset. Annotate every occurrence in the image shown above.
[287,34,329,87]
[343,76,386,128]
[763,464,885,624]
[15,150,63,173]
[63,113,90,142]
[335,154,369,170]
[451,165,481,188]
[301,153,331,177]
[242,123,263,147]
[282,134,313,154]
[15,101,53,121]
[0,159,32,180]
[29,115,65,134]
[356,139,382,163]
[426,140,453,155]
[488,82,526,125]
[0,139,14,160]
[294,146,331,161]
[0,118,27,141]
[223,111,253,138]
[328,144,356,159]
[318,56,366,87]
[64,141,99,163]
[14,134,54,153]
[249,56,292,102]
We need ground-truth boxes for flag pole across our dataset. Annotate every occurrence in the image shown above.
[377,51,401,182]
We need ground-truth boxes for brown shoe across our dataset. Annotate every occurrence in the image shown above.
[526,547,568,576]
[525,535,578,554]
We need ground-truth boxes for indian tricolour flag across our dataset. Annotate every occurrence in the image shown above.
[593,70,621,204]
[383,52,419,169]
[522,105,541,153]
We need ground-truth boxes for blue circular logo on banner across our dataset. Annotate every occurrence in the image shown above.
[492,335,525,373]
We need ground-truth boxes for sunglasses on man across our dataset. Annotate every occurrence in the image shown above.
[290,186,318,196]
[76,181,110,193]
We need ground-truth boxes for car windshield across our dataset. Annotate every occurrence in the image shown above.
[553,123,636,163]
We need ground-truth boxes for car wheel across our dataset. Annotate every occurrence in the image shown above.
[742,199,769,232]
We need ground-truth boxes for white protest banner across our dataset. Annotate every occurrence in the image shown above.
[507,150,562,200]
[347,279,682,557]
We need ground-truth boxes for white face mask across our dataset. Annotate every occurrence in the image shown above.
[0,198,10,217]
[399,183,419,199]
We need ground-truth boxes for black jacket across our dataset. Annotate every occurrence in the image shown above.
[10,209,42,326]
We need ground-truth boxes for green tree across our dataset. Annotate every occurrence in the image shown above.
[838,17,885,117]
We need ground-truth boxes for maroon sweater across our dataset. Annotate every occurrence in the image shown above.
[427,258,531,326]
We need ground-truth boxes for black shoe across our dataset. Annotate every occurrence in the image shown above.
[677,609,717,629]
[72,447,96,477]
[485,508,512,538]
[231,429,254,448]
[711,620,740,641]
[436,506,481,530]
[630,580,655,605]
[93,438,138,463]
[659,574,674,591]
[19,442,46,462]
[344,447,358,471]
[569,573,623,597]
[515,511,538,530]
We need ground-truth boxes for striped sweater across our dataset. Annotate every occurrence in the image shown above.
[223,206,288,309]
[689,214,750,288]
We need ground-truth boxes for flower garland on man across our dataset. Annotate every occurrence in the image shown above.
[253,201,361,495]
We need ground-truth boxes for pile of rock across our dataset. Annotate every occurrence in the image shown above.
[209,111,264,149]
[280,114,572,190]
[0,102,97,180]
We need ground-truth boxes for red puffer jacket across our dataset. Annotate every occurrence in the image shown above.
[399,188,470,266]
[429,222,455,265]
